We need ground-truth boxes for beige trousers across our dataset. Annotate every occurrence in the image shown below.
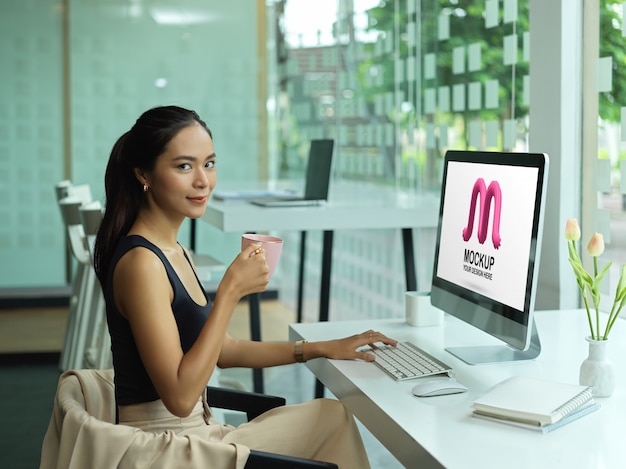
[118,395,371,469]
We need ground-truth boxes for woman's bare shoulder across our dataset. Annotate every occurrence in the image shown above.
[116,245,165,277]
[113,247,169,298]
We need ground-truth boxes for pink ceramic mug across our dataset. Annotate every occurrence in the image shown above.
[241,234,284,277]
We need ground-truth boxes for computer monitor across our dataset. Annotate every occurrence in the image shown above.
[430,150,549,365]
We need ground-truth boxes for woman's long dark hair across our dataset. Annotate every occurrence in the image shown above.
[93,105,211,289]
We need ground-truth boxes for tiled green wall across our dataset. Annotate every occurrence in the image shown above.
[0,0,260,287]
[0,0,65,287]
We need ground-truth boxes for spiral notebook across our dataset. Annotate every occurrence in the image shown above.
[471,376,594,427]
[472,400,600,433]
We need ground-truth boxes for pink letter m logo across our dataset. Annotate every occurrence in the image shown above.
[462,178,502,249]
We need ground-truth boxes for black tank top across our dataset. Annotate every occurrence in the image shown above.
[105,235,212,405]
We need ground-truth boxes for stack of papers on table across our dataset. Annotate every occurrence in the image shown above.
[471,376,600,433]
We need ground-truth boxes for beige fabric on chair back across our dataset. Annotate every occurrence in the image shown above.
[40,369,248,469]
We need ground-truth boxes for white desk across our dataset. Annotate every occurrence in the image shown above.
[202,182,439,394]
[203,186,439,232]
[289,310,626,469]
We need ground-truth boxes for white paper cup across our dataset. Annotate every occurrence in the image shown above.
[405,291,444,327]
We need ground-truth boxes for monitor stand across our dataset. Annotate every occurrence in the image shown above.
[445,321,541,365]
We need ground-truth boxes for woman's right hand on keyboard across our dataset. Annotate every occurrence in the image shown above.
[302,330,398,362]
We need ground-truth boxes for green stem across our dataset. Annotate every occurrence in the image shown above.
[594,257,599,338]
[602,302,617,340]
[604,304,624,339]
[570,240,582,264]
[581,288,595,340]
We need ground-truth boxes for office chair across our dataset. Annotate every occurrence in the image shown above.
[41,369,338,469]
[79,201,111,370]
[54,179,73,201]
[56,184,95,371]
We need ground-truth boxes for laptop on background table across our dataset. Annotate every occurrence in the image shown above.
[250,139,334,207]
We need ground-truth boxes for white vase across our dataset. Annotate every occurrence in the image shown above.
[579,336,615,397]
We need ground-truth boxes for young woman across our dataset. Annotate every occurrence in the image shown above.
[93,105,397,468]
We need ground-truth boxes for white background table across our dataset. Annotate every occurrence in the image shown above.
[289,310,626,468]
[203,184,439,233]
[201,182,440,394]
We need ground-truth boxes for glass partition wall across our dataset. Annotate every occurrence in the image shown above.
[272,0,533,321]
[272,0,530,188]
[587,0,626,311]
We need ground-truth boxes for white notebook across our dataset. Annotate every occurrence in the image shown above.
[472,376,594,426]
[472,401,600,433]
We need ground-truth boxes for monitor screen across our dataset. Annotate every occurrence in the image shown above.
[431,150,549,365]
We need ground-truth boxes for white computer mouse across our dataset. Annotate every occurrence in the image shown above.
[411,378,468,397]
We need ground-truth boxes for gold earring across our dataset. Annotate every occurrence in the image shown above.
[143,184,148,192]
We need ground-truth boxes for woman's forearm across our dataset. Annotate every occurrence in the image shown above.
[218,338,322,368]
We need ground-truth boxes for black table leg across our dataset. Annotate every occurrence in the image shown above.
[297,231,306,323]
[315,230,334,398]
[402,228,417,291]
[248,292,264,394]
[319,230,334,322]
[190,218,197,252]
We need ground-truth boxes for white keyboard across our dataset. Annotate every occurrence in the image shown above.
[368,341,453,381]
